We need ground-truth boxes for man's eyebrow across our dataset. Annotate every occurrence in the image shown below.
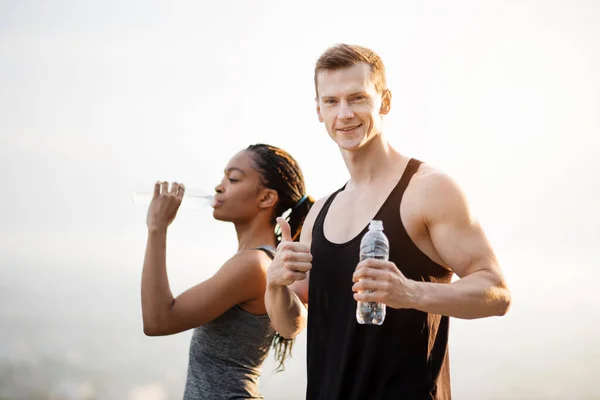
[347,91,369,97]
[322,92,369,98]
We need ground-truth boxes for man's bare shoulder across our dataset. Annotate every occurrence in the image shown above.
[410,163,460,194]
[409,163,472,220]
[309,194,331,216]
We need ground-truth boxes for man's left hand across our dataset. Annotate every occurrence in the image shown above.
[352,259,419,309]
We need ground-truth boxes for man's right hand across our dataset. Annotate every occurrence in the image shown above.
[267,217,312,287]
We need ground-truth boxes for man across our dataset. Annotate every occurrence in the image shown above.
[265,44,511,400]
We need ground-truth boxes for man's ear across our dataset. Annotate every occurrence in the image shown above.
[259,188,279,209]
[380,89,392,115]
[316,99,324,122]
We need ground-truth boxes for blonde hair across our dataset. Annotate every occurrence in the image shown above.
[314,43,387,97]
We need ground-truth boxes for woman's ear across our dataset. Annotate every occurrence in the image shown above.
[259,188,279,209]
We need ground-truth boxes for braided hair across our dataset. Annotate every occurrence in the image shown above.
[246,143,314,371]
[246,144,314,243]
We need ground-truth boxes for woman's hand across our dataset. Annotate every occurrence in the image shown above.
[146,181,185,232]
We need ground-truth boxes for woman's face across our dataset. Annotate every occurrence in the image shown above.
[212,150,274,223]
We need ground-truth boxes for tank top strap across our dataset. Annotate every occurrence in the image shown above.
[312,184,346,238]
[254,245,276,260]
[386,158,423,207]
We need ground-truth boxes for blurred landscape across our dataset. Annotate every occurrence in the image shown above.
[1,249,599,399]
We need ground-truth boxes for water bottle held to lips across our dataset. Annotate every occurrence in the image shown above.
[132,182,215,210]
[356,220,389,325]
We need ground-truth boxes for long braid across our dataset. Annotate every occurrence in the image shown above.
[246,144,314,371]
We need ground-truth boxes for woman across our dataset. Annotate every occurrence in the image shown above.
[141,143,313,399]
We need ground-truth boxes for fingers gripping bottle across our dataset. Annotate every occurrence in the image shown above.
[356,220,390,325]
[132,185,214,210]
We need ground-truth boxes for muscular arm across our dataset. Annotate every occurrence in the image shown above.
[265,197,326,339]
[410,172,511,319]
[141,228,268,335]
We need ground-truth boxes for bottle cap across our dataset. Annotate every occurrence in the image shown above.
[369,220,384,230]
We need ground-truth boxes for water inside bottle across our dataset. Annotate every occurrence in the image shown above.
[356,237,389,325]
[132,188,214,210]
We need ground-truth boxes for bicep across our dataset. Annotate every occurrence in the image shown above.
[425,175,499,279]
[429,215,497,279]
[165,254,266,334]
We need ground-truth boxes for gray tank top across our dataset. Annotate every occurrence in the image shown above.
[183,247,276,399]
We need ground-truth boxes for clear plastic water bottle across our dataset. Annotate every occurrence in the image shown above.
[356,220,389,325]
[132,185,214,210]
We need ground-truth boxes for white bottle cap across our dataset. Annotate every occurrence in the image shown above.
[369,220,384,230]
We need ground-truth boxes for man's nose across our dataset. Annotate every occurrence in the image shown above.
[338,101,354,120]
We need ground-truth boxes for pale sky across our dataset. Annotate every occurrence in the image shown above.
[1,0,599,396]
[2,0,598,278]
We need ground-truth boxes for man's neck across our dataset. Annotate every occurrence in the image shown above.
[341,135,406,188]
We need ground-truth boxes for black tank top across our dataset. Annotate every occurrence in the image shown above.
[306,159,453,400]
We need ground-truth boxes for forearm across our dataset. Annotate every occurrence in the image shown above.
[265,285,307,339]
[410,270,511,319]
[141,228,175,334]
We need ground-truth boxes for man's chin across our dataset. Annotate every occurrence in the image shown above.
[336,137,368,151]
